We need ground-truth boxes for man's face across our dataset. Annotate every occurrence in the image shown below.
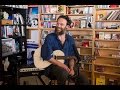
[55,18,67,35]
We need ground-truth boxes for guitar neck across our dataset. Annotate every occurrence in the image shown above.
[54,56,76,60]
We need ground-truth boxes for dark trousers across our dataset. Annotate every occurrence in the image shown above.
[44,64,89,85]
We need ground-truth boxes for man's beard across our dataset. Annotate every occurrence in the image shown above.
[55,27,66,35]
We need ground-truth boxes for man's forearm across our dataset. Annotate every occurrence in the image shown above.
[69,59,75,70]
[48,57,70,72]
[49,57,66,68]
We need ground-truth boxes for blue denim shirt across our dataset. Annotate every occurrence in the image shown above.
[41,32,75,64]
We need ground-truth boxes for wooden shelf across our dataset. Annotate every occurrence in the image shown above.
[96,56,120,59]
[28,5,39,7]
[80,54,93,56]
[94,71,120,76]
[95,20,120,22]
[1,19,13,25]
[79,61,92,65]
[67,5,94,8]
[41,20,57,22]
[27,27,39,30]
[66,14,93,16]
[95,29,120,32]
[80,69,92,73]
[0,5,27,84]
[26,5,120,85]
[95,39,120,42]
[67,28,93,31]
[77,46,92,49]
[94,63,120,68]
[96,7,120,10]
[40,28,55,30]
[95,47,120,51]
[41,13,64,15]
[75,38,92,41]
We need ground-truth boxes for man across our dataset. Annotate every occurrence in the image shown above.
[41,15,89,85]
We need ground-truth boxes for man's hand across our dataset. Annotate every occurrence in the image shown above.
[62,64,70,73]
[49,57,70,73]
[68,58,75,76]
[69,68,75,76]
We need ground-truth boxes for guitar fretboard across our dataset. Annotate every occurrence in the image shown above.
[54,56,76,60]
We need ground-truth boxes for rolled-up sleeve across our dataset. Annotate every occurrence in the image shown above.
[41,35,53,61]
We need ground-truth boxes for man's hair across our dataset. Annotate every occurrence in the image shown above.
[57,15,72,26]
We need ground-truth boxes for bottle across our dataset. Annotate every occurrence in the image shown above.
[3,57,10,71]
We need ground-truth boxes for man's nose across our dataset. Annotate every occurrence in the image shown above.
[57,25,61,28]
[57,23,61,27]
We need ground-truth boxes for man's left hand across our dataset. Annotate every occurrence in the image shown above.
[69,69,75,76]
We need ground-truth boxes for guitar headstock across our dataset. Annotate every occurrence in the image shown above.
[80,55,96,63]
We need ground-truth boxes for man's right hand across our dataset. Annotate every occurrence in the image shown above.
[62,64,70,73]
[49,57,70,73]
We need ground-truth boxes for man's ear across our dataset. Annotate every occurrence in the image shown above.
[66,25,70,29]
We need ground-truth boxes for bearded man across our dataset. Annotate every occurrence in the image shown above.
[41,15,89,85]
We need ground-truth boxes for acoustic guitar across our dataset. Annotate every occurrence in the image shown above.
[33,47,76,69]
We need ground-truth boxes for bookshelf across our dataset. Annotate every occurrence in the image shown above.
[40,5,66,45]
[27,5,41,46]
[94,5,120,85]
[66,5,95,85]
[0,5,28,85]
[27,5,120,85]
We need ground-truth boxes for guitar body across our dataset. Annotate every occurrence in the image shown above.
[33,47,64,69]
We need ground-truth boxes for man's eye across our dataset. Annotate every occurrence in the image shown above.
[57,23,64,26]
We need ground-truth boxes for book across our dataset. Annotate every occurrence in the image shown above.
[96,10,107,20]
[112,10,120,20]
[96,22,103,29]
[6,26,13,37]
[104,33,111,40]
[111,34,118,40]
[31,7,38,14]
[106,11,116,20]
[44,5,50,13]
[89,41,92,47]
[108,79,118,85]
[1,26,7,38]
[13,26,21,36]
[109,11,118,20]
[58,5,65,13]
[83,7,89,14]
[116,13,120,20]
[96,76,105,85]
[74,19,80,28]
[21,26,25,36]
[99,32,105,40]
[102,11,112,20]
[80,19,87,28]
[109,5,119,8]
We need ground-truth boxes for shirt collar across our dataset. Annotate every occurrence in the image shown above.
[54,32,69,41]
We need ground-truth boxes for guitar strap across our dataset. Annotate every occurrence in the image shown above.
[72,44,81,62]
[72,44,82,83]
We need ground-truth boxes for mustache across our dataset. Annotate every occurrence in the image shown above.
[55,26,61,30]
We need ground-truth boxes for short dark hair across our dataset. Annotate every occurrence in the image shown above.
[57,15,72,26]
